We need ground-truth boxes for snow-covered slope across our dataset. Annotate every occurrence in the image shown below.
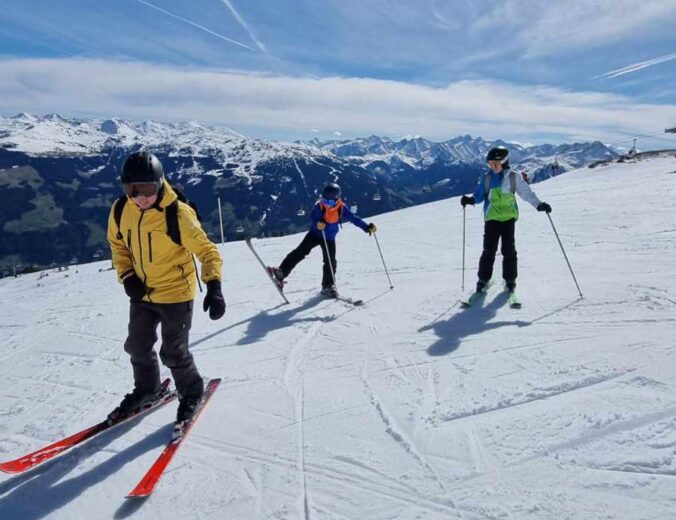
[1,157,675,519]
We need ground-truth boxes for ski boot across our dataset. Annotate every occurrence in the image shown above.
[320,285,338,298]
[505,280,516,293]
[476,279,489,293]
[266,266,285,291]
[108,385,165,423]
[174,390,204,438]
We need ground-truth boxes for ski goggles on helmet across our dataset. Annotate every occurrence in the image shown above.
[321,197,338,207]
[123,181,161,198]
[487,159,504,169]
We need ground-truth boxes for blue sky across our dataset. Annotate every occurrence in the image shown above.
[1,0,675,149]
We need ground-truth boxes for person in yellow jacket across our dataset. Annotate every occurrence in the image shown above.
[106,152,225,426]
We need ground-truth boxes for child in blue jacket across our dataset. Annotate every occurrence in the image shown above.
[268,183,376,297]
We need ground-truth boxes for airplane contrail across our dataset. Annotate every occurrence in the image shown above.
[0,27,66,54]
[597,52,676,79]
[220,0,268,55]
[135,0,255,52]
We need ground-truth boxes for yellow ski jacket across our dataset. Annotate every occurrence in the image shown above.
[107,181,222,304]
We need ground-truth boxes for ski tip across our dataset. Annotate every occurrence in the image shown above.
[126,491,151,499]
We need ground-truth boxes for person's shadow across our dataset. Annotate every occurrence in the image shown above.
[236,294,335,346]
[0,417,173,520]
[419,291,530,356]
[191,294,334,352]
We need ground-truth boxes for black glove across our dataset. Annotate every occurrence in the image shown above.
[203,280,226,320]
[367,223,377,235]
[461,195,475,207]
[537,202,552,213]
[123,274,146,301]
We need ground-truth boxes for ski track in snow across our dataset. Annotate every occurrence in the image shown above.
[2,156,676,519]
[360,353,453,500]
[436,368,638,424]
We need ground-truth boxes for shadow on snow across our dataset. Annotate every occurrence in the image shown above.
[0,418,173,520]
[419,291,530,356]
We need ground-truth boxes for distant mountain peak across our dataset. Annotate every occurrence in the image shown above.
[0,113,617,179]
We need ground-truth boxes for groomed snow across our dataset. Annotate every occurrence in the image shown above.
[1,157,675,519]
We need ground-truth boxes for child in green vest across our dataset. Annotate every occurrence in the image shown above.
[461,146,551,293]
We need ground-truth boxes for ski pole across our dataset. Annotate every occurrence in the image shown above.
[462,205,466,293]
[320,229,338,289]
[372,232,394,289]
[547,213,583,298]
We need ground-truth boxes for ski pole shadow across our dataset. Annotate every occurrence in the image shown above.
[528,297,584,324]
[331,288,393,319]
[237,294,334,346]
[0,419,173,520]
[419,292,531,357]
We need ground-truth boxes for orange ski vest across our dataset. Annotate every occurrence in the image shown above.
[319,199,344,224]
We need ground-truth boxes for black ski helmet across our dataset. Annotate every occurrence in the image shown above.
[121,152,164,184]
[486,146,509,166]
[322,182,341,200]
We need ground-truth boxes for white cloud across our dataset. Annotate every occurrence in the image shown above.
[333,131,342,137]
[474,0,676,58]
[1,58,675,144]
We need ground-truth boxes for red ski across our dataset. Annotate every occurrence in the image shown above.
[0,378,176,474]
[126,378,221,498]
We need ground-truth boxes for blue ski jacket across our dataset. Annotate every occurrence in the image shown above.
[309,201,369,240]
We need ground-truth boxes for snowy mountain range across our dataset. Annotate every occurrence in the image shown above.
[312,134,613,177]
[1,113,614,177]
[0,113,617,270]
[1,155,675,519]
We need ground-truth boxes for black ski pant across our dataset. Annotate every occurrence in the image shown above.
[124,300,203,398]
[477,219,517,284]
[279,231,337,288]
